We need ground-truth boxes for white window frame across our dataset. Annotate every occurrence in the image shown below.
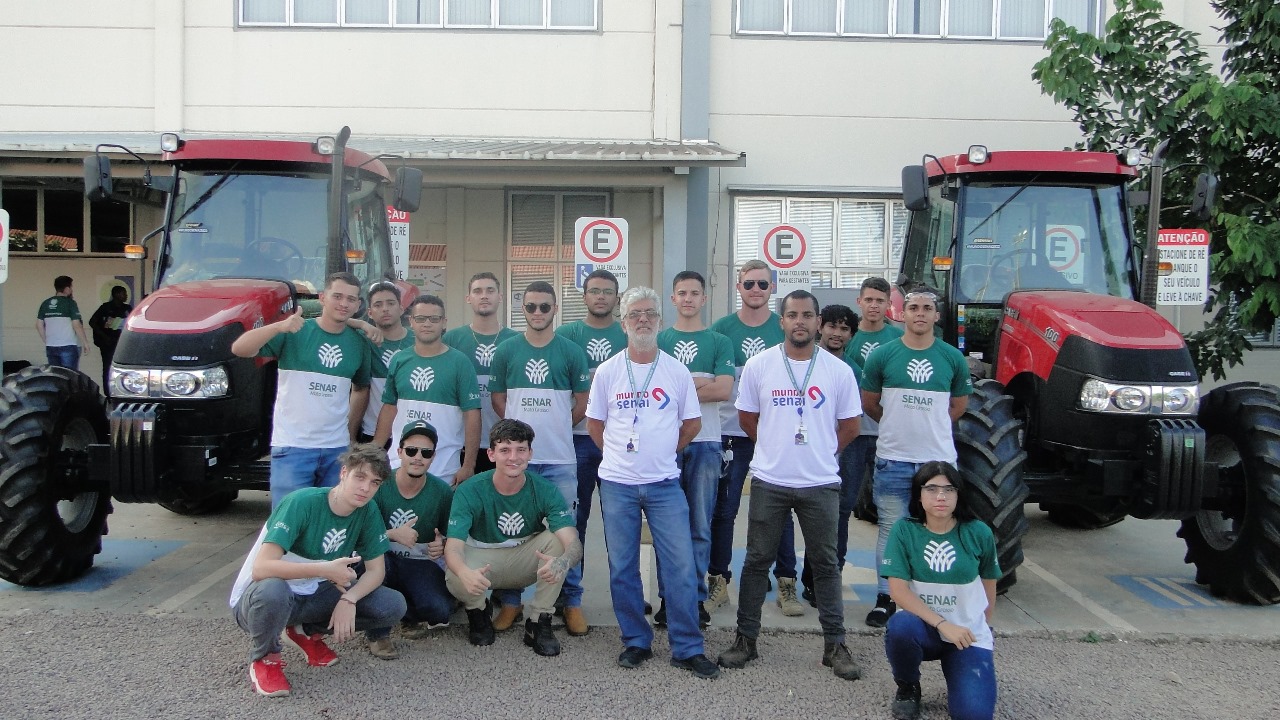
[733,0,1103,40]
[238,0,598,30]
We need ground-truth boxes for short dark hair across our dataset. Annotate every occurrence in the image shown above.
[408,295,445,313]
[524,281,556,301]
[340,443,393,481]
[325,271,361,292]
[110,286,129,300]
[778,290,820,315]
[367,280,401,302]
[54,276,73,292]
[820,304,858,329]
[907,461,976,523]
[860,277,892,297]
[469,272,500,292]
[490,418,535,447]
[672,270,705,291]
[584,269,619,293]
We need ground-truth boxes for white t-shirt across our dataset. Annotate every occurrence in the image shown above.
[736,345,861,488]
[587,350,700,485]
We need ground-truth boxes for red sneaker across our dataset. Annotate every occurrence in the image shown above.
[283,626,340,667]
[249,653,291,698]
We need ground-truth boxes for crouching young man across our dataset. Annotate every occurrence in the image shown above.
[444,419,583,656]
[229,444,407,698]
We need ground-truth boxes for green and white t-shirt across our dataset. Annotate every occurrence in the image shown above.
[228,486,390,607]
[259,320,373,449]
[360,331,415,436]
[657,327,735,442]
[373,473,453,560]
[861,339,972,463]
[845,324,905,437]
[488,335,590,464]
[441,326,520,448]
[711,312,784,438]
[447,470,574,547]
[556,320,627,435]
[37,295,82,347]
[880,518,1001,650]
[382,347,481,478]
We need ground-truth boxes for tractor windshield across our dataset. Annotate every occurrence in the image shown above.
[158,166,392,294]
[954,182,1135,303]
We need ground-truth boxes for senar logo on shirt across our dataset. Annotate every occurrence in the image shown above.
[860,342,881,360]
[906,358,935,383]
[321,528,349,554]
[923,539,957,573]
[475,343,497,367]
[742,337,767,359]
[807,386,826,409]
[409,366,435,392]
[380,348,399,368]
[318,343,344,369]
[497,511,526,536]
[673,340,699,364]
[389,508,418,528]
[525,358,550,384]
[586,338,614,362]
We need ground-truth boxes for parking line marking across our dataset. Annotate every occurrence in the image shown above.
[1022,559,1138,632]
[1135,577,1193,607]
[147,556,244,615]
[1155,577,1219,606]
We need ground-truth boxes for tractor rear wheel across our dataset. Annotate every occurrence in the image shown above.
[1040,501,1129,530]
[955,379,1030,592]
[0,367,111,586]
[1177,382,1280,604]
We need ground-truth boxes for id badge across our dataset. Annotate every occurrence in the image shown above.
[627,434,640,453]
[794,425,808,446]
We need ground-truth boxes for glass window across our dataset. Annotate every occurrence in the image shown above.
[238,0,597,29]
[397,0,442,24]
[1053,0,1097,33]
[4,188,38,251]
[448,0,492,25]
[44,189,85,253]
[739,0,785,32]
[735,0,1100,39]
[346,0,391,24]
[897,0,942,35]
[949,0,993,36]
[550,0,594,27]
[293,0,338,23]
[242,0,287,23]
[91,198,132,254]
[507,191,609,327]
[500,0,542,26]
[1000,0,1044,37]
[844,0,889,34]
[792,0,837,33]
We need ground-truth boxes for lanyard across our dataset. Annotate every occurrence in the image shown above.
[780,345,818,422]
[625,354,661,426]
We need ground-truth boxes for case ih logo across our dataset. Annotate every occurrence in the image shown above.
[741,337,767,359]
[672,340,699,365]
[525,358,551,384]
[475,343,497,367]
[317,343,344,369]
[409,366,435,392]
[586,338,614,362]
[906,358,934,383]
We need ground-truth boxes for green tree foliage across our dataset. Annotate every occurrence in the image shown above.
[1032,0,1280,380]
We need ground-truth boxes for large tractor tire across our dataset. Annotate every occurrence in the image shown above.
[955,379,1030,592]
[1040,501,1129,530]
[0,366,111,586]
[159,490,239,516]
[1177,382,1280,605]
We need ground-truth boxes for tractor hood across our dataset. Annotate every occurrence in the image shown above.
[126,280,295,335]
[1004,291,1186,351]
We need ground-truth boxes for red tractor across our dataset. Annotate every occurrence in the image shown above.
[896,146,1280,604]
[0,128,422,586]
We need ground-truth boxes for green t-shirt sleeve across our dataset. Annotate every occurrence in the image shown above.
[381,354,402,404]
[713,334,735,377]
[258,327,288,359]
[446,485,476,541]
[356,505,391,557]
[949,348,973,397]
[974,522,1002,580]
[457,356,482,410]
[535,476,575,533]
[488,344,510,394]
[352,334,373,388]
[568,344,591,392]
[880,518,913,580]
[861,348,884,394]
[261,495,303,552]
[431,480,454,537]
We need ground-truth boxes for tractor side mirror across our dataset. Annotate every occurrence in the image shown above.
[392,167,423,213]
[902,166,929,211]
[84,155,113,202]
[1189,172,1218,222]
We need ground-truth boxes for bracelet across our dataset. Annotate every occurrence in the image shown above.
[339,595,357,606]
[933,617,946,628]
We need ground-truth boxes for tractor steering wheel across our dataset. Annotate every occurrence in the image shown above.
[245,236,305,277]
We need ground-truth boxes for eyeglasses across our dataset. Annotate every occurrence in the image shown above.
[401,446,435,458]
[524,302,554,314]
[922,485,957,497]
[625,309,660,321]
[586,287,617,297]
[741,280,771,290]
[411,314,445,324]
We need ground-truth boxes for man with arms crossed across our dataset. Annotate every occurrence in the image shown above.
[231,272,372,508]
[489,281,592,635]
[442,272,520,475]
[588,286,719,679]
[717,290,862,681]
[445,419,583,657]
[358,280,415,444]
[230,444,406,697]
[860,286,971,628]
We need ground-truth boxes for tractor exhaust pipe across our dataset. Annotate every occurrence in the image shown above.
[1140,139,1171,309]
[326,126,352,274]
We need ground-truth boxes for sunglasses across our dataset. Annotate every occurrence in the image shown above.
[741,280,771,290]
[401,446,435,458]
[524,302,554,314]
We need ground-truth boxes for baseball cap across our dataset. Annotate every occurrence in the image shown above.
[400,421,438,446]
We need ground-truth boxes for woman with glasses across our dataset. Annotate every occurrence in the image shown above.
[880,461,999,720]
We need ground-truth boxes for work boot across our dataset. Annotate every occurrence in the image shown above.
[891,681,922,720]
[865,593,896,628]
[822,641,862,681]
[801,585,817,608]
[466,606,495,646]
[522,612,561,657]
[705,574,729,611]
[563,606,590,636]
[776,577,805,616]
[716,632,759,669]
[492,603,523,632]
[367,636,398,660]
[699,601,711,628]
[653,601,668,628]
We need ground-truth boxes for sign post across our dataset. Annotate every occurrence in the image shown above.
[386,206,410,281]
[759,223,812,296]
[574,217,629,291]
[0,209,9,285]
[1156,229,1210,306]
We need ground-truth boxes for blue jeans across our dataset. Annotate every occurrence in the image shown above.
[885,611,997,720]
[599,477,705,660]
[232,578,406,662]
[874,458,923,594]
[380,554,453,630]
[573,434,602,552]
[45,345,80,370]
[500,462,581,608]
[710,436,796,581]
[268,445,345,508]
[801,434,873,591]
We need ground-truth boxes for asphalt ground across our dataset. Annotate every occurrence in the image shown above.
[2,492,1278,718]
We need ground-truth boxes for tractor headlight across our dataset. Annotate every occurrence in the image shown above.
[1160,386,1199,414]
[1079,379,1109,411]
[117,369,150,396]
[110,365,231,399]
[1077,378,1198,415]
[1113,386,1149,411]
[163,372,198,396]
